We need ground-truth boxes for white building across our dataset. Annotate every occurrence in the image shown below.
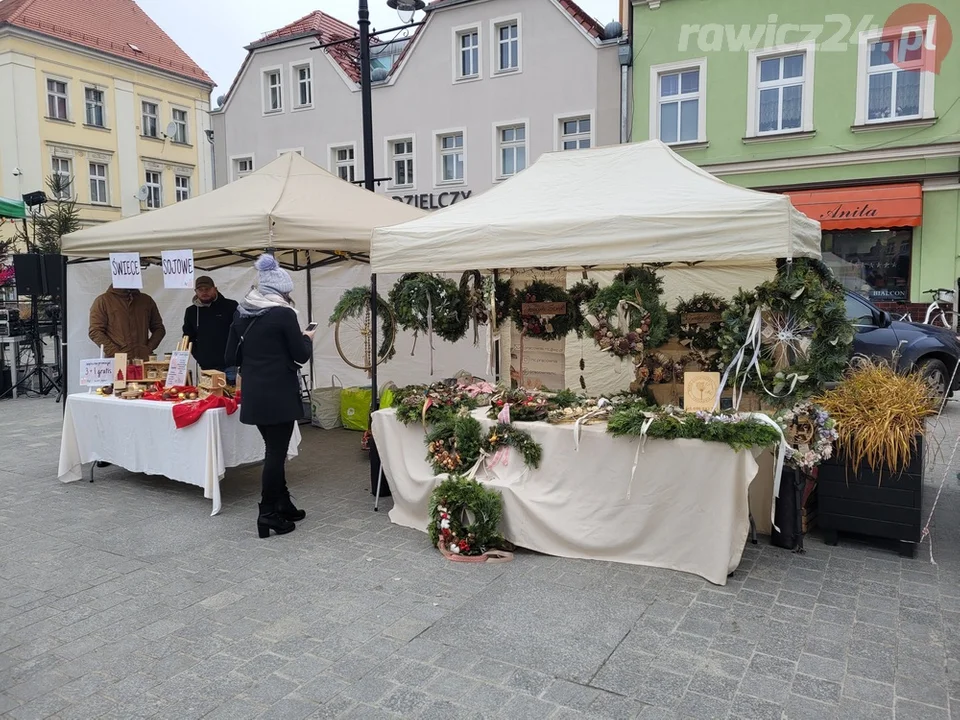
[210,0,623,207]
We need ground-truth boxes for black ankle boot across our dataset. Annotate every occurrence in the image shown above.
[257,503,295,538]
[277,495,306,522]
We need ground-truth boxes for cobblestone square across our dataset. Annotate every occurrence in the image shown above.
[1,396,959,719]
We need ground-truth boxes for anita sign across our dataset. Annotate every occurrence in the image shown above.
[821,203,879,220]
[391,190,473,210]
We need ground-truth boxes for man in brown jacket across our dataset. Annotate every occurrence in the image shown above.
[88,285,166,360]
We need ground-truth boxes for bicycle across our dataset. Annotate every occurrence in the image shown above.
[895,288,957,329]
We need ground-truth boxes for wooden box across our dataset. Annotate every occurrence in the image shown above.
[817,434,924,557]
[199,369,226,399]
[142,360,171,382]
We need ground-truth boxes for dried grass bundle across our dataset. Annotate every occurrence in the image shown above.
[816,357,936,477]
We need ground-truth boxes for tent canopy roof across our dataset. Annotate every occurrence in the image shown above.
[0,196,26,220]
[62,152,425,268]
[371,140,822,274]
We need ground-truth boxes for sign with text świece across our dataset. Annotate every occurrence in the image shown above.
[161,249,194,289]
[109,252,142,289]
[79,358,115,387]
[165,351,190,387]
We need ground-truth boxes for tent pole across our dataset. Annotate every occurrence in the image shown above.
[61,256,68,415]
[306,251,314,389]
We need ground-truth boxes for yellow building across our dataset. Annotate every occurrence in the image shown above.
[0,0,213,241]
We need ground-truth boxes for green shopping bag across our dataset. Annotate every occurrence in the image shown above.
[340,386,372,432]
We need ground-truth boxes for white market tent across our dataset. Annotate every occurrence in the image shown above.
[371,140,821,273]
[63,152,425,268]
[59,152,448,397]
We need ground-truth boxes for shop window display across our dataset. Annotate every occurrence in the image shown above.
[821,229,911,302]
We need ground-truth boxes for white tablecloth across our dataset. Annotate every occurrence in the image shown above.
[58,393,301,515]
[372,408,759,585]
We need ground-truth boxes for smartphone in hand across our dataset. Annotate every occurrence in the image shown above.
[305,321,319,332]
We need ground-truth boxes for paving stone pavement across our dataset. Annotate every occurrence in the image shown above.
[1,396,960,720]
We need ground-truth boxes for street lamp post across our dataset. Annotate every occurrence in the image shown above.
[314,0,426,492]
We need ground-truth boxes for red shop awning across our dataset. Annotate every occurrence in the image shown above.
[784,183,923,231]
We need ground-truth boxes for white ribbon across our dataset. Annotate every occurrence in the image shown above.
[427,295,435,376]
[626,416,656,500]
[742,411,786,533]
[616,299,644,334]
[713,307,763,411]
[573,398,610,452]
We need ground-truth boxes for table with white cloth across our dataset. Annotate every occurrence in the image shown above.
[58,393,301,515]
[372,408,761,585]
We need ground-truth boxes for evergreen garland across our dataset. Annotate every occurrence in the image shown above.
[428,475,505,556]
[510,281,576,341]
[606,405,781,452]
[327,286,397,362]
[425,413,483,474]
[483,423,543,469]
[717,258,853,403]
[389,273,469,343]
[393,383,477,426]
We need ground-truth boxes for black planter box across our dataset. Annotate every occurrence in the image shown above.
[817,434,924,557]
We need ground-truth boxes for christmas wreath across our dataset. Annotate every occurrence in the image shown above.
[394,383,479,426]
[585,267,669,359]
[483,423,543,470]
[568,279,600,339]
[389,273,469,343]
[510,281,575,341]
[459,270,490,344]
[328,286,397,362]
[775,401,838,472]
[428,475,505,556]
[718,259,853,403]
[424,412,483,474]
[671,293,729,371]
[488,388,549,422]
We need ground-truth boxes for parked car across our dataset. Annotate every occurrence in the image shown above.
[845,291,960,396]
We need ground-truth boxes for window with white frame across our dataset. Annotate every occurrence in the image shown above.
[456,28,480,80]
[559,116,591,150]
[141,101,158,137]
[293,63,312,108]
[391,139,414,188]
[233,156,254,180]
[264,69,283,113]
[89,162,108,204]
[51,157,71,198]
[865,35,924,122]
[757,53,805,133]
[47,79,68,120]
[175,175,190,202]
[495,19,520,73]
[333,146,355,182]
[497,124,526,178]
[144,170,162,208]
[171,108,188,143]
[655,63,703,144]
[438,132,464,183]
[84,87,105,127]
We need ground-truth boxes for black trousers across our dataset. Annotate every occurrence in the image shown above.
[257,422,295,505]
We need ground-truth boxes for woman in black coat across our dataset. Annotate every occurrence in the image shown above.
[225,254,314,538]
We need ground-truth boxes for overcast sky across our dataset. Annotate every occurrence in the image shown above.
[136,0,620,95]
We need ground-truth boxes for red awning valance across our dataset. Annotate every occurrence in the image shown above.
[785,183,923,231]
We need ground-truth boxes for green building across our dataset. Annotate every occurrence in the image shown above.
[628,0,959,308]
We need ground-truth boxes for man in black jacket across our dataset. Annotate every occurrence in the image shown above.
[182,276,239,383]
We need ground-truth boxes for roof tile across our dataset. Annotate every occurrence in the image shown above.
[0,0,212,85]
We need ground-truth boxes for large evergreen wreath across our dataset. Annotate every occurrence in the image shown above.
[585,267,669,358]
[327,286,397,362]
[511,281,575,341]
[424,412,483,474]
[569,279,600,339]
[389,273,469,343]
[718,259,853,402]
[482,276,513,327]
[428,475,505,556]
